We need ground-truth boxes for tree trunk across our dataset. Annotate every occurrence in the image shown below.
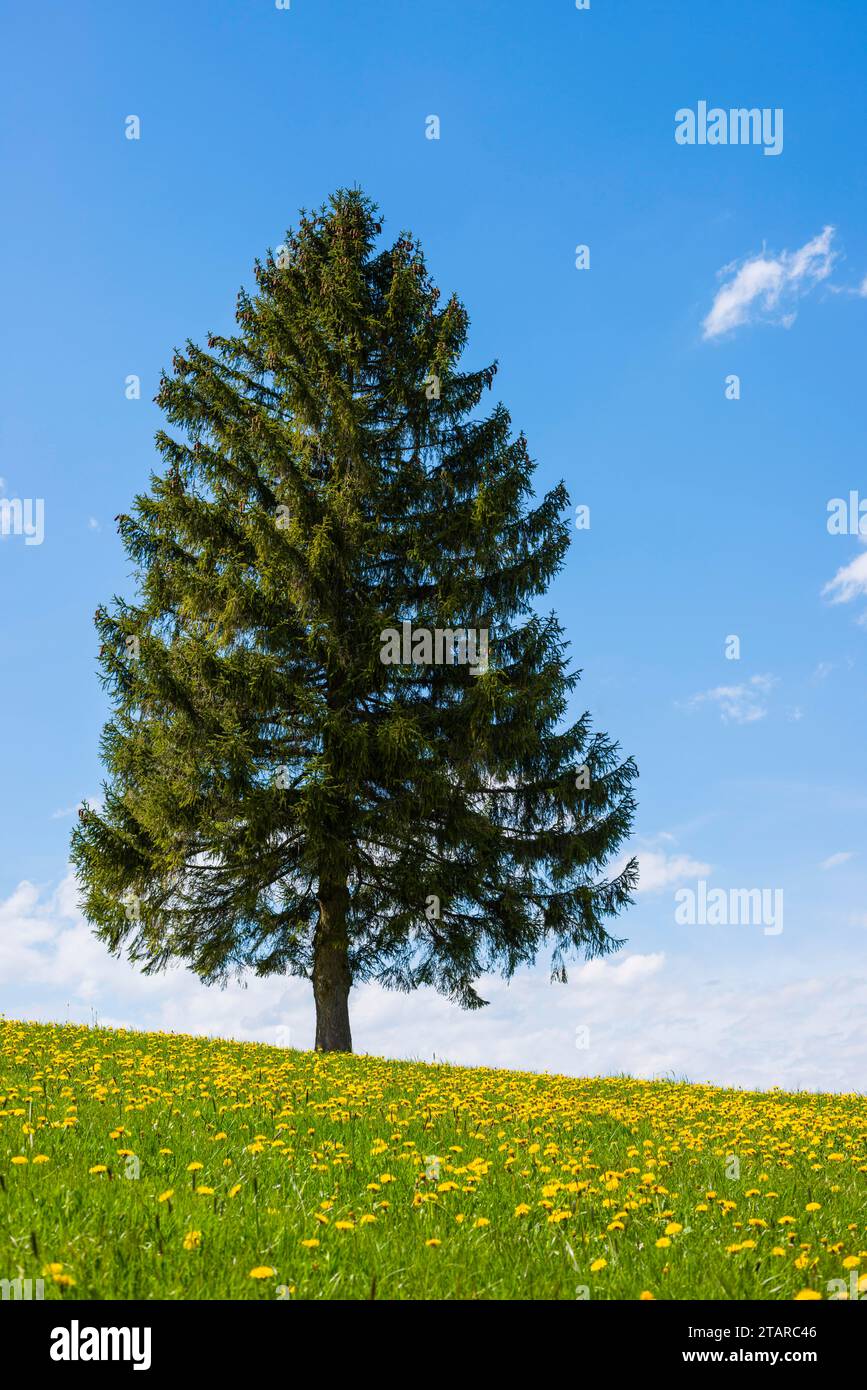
[313,879,352,1051]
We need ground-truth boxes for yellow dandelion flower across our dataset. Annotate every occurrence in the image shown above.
[158,1189,174,1202]
[183,1230,202,1250]
[248,1266,275,1279]
[590,1258,607,1273]
[794,1289,821,1300]
[301,1239,320,1249]
[655,1237,671,1249]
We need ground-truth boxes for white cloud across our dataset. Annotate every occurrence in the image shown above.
[50,794,100,821]
[681,674,777,724]
[4,873,867,1092]
[635,850,712,893]
[822,550,867,606]
[829,272,867,299]
[702,226,837,340]
[820,851,855,870]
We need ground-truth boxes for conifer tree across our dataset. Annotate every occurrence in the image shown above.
[71,190,638,1052]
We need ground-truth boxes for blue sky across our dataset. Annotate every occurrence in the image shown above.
[2,0,867,1090]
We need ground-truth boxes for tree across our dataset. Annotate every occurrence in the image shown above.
[71,189,638,1052]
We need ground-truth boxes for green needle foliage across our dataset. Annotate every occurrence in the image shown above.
[71,189,638,1051]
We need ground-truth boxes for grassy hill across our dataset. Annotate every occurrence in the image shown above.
[1,1018,865,1300]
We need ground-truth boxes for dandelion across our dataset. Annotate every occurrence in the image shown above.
[158,1189,174,1203]
[183,1231,202,1250]
[300,1239,320,1249]
[655,1237,671,1249]
[249,1266,275,1279]
[88,1165,107,1175]
[590,1258,607,1273]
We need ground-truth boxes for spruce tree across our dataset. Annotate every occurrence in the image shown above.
[71,190,638,1052]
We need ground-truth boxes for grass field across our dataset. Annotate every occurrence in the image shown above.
[1,1017,866,1300]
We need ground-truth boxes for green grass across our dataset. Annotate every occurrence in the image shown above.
[1,1018,865,1300]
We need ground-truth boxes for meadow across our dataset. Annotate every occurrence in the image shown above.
[1,1018,865,1300]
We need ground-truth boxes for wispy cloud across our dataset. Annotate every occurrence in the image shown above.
[829,272,867,299]
[635,850,712,893]
[822,550,867,606]
[820,851,855,870]
[680,674,777,724]
[702,226,837,340]
[50,795,100,821]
